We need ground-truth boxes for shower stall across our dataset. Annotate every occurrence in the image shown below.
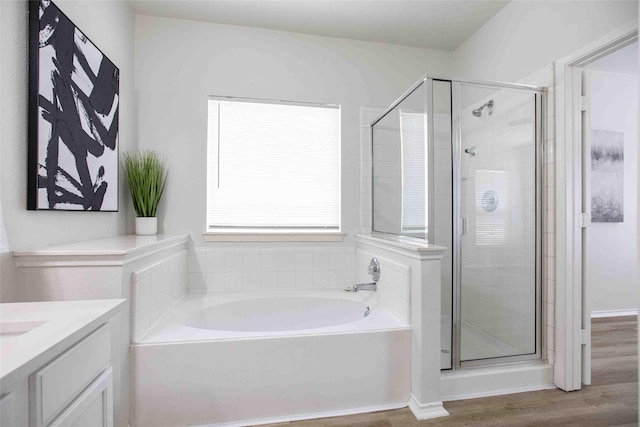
[371,76,545,370]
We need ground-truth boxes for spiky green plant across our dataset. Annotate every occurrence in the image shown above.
[123,150,168,217]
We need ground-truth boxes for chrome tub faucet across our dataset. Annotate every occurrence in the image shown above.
[345,258,380,292]
[345,282,377,292]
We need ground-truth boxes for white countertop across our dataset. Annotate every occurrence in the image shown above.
[0,299,125,389]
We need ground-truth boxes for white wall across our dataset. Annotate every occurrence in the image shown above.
[134,15,451,246]
[587,70,638,313]
[452,1,638,82]
[0,0,136,301]
[0,0,12,303]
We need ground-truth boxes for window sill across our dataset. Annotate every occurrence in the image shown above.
[202,231,346,242]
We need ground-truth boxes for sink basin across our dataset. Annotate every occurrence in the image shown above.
[0,320,48,336]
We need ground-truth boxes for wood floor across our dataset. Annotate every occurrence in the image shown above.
[265,316,638,427]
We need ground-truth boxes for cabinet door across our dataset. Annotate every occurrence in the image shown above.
[0,393,16,427]
[32,325,111,427]
[49,368,113,427]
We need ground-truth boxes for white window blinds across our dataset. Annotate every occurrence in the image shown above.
[207,98,341,231]
[399,110,427,232]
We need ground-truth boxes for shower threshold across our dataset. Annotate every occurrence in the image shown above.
[441,360,554,401]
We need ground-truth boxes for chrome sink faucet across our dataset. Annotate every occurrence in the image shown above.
[345,258,380,292]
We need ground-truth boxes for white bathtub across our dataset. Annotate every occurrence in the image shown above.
[131,290,411,427]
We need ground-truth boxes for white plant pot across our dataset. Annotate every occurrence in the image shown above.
[135,217,157,235]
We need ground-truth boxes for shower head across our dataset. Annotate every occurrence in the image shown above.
[472,99,494,117]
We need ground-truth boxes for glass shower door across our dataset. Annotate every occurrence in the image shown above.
[456,83,540,364]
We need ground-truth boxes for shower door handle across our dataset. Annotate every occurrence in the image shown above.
[461,217,468,236]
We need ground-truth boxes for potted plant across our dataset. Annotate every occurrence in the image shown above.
[123,150,168,235]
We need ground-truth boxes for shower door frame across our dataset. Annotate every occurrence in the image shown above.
[446,78,546,369]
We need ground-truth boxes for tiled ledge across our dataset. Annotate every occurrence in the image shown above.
[355,234,446,260]
[13,234,189,267]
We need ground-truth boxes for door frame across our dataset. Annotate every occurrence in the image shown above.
[553,21,638,391]
[450,80,544,369]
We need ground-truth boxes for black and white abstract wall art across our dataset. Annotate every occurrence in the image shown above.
[591,129,624,223]
[28,0,119,211]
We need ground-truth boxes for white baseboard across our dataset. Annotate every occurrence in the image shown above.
[407,395,449,420]
[193,402,408,427]
[591,309,638,318]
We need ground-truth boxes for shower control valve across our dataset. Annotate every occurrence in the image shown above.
[368,258,380,282]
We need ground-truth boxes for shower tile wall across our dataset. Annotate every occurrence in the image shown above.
[520,65,556,365]
[188,247,356,292]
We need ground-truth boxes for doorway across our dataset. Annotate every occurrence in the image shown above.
[581,41,639,385]
[554,24,638,391]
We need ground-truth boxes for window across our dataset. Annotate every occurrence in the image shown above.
[206,98,341,239]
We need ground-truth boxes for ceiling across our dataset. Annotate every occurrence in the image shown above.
[586,41,638,74]
[130,0,510,51]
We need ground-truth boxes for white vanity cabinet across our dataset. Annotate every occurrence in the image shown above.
[0,300,124,427]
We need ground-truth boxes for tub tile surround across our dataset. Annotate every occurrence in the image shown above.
[133,243,412,427]
[188,246,356,292]
[131,251,188,341]
[356,249,411,324]
[130,234,430,426]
